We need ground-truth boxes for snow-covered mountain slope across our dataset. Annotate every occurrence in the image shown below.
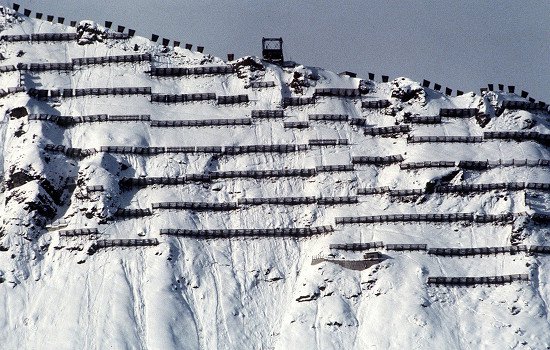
[1,7,549,349]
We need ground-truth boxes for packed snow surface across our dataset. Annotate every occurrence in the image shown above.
[0,7,549,350]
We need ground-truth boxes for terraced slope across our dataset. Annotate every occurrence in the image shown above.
[0,7,549,349]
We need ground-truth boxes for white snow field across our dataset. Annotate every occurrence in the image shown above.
[0,7,549,350]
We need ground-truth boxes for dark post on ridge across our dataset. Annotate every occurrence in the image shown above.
[262,37,284,64]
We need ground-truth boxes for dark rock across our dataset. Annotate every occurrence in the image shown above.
[10,106,28,119]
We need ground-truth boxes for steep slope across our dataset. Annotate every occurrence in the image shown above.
[0,7,549,350]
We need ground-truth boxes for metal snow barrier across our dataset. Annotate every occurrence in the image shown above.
[356,186,391,195]
[529,246,550,254]
[364,125,410,136]
[184,174,212,182]
[159,225,334,238]
[404,115,442,124]
[72,87,151,97]
[150,66,234,77]
[191,146,221,154]
[389,189,425,197]
[329,241,384,251]
[0,65,17,73]
[526,183,550,191]
[223,144,301,154]
[43,144,97,158]
[237,197,317,205]
[315,165,354,172]
[217,95,249,104]
[385,244,427,251]
[107,115,151,122]
[314,88,361,98]
[308,139,348,146]
[352,154,404,165]
[150,92,216,103]
[152,202,238,211]
[400,161,456,169]
[119,177,186,187]
[88,238,159,254]
[317,196,358,205]
[283,97,316,107]
[105,32,129,40]
[435,182,526,194]
[59,228,99,237]
[349,118,367,126]
[250,81,276,88]
[86,185,104,192]
[28,63,74,72]
[426,274,529,286]
[439,108,478,117]
[361,100,391,109]
[30,114,151,126]
[458,160,489,170]
[151,118,252,127]
[501,100,547,111]
[283,121,309,129]
[114,208,152,218]
[72,53,151,66]
[0,34,31,42]
[30,33,78,42]
[474,213,515,223]
[210,168,317,179]
[428,245,527,257]
[486,159,546,167]
[308,114,349,122]
[251,110,284,119]
[484,131,548,144]
[6,87,25,94]
[335,212,474,225]
[408,135,483,143]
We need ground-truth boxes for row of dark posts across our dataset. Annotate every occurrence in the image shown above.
[13,3,72,26]
[367,73,390,83]
[11,3,210,55]
[422,79,464,96]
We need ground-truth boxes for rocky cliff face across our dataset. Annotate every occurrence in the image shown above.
[0,7,549,349]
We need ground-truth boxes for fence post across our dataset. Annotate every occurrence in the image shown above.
[521,90,529,98]
[422,79,430,88]
[105,21,112,28]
